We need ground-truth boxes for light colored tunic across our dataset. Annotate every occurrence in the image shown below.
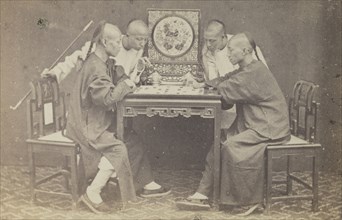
[66,53,137,202]
[114,42,143,76]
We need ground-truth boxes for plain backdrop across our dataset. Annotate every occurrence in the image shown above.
[0,0,341,173]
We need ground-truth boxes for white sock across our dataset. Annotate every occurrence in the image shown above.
[188,192,208,200]
[143,181,161,190]
[111,172,117,178]
[86,187,103,204]
[86,168,113,204]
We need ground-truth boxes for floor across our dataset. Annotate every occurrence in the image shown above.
[0,165,341,220]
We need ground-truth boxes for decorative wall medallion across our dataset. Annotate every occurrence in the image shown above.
[152,16,194,58]
[147,9,201,80]
[148,9,200,64]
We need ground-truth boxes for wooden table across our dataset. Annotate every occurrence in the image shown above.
[116,85,222,205]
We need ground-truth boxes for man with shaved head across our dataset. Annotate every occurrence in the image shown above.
[176,33,290,215]
[66,21,170,214]
[43,18,169,201]
[201,19,269,130]
[67,21,133,214]
[202,19,268,80]
[42,19,150,84]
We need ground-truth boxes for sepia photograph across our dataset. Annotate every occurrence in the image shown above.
[0,0,341,219]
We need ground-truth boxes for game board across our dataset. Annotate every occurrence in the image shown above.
[133,85,204,95]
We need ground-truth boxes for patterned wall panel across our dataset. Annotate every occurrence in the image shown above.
[147,9,201,79]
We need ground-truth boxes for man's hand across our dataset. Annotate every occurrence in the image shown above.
[40,68,54,78]
[192,81,205,89]
[40,68,58,82]
[124,78,136,90]
[130,67,140,84]
[130,57,150,84]
[141,57,152,67]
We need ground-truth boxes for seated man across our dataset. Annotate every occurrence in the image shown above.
[176,33,290,215]
[201,19,268,129]
[42,19,150,84]
[202,19,268,80]
[66,21,170,214]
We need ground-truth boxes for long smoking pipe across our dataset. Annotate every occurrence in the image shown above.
[10,20,94,110]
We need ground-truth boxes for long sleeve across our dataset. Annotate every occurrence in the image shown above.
[205,68,240,87]
[216,77,251,104]
[89,74,133,110]
[205,76,227,88]
[204,66,259,104]
[50,41,94,82]
[216,62,272,105]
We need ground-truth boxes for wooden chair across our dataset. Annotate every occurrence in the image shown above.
[265,80,321,213]
[26,77,79,209]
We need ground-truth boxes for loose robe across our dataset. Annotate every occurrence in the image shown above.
[66,54,139,202]
[201,34,269,129]
[198,60,290,205]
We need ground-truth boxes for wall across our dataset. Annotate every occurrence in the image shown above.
[1,0,341,172]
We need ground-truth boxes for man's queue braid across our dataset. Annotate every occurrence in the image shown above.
[86,20,107,59]
[243,32,260,61]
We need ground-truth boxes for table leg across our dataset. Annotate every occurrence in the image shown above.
[213,105,221,207]
[117,102,124,140]
[126,118,133,131]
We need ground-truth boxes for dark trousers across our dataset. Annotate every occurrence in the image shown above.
[124,129,154,191]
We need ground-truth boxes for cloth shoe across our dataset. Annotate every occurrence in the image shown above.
[236,203,263,216]
[175,198,210,211]
[138,186,171,198]
[80,193,114,214]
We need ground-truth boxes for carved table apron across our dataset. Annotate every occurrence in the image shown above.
[116,90,222,206]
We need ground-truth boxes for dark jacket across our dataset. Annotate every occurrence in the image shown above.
[66,53,136,202]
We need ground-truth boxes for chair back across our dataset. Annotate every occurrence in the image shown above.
[26,77,66,138]
[289,80,320,142]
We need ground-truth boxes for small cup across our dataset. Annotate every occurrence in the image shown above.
[151,72,161,85]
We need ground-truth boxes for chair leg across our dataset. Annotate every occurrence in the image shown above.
[265,151,273,214]
[62,156,70,191]
[70,153,79,210]
[312,154,319,212]
[286,155,293,195]
[28,145,37,203]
